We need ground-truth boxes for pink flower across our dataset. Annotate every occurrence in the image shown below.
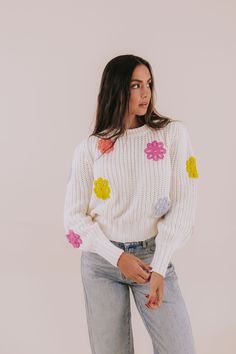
[66,229,83,248]
[144,140,166,161]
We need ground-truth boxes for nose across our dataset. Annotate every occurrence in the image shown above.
[141,92,149,100]
[141,86,150,98]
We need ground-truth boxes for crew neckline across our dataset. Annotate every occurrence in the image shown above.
[124,123,149,137]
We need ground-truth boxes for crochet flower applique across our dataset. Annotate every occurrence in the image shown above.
[97,138,114,154]
[94,177,111,200]
[186,156,199,178]
[154,197,171,218]
[144,140,167,161]
[66,229,83,248]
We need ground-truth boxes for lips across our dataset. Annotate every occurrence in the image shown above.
[139,102,148,106]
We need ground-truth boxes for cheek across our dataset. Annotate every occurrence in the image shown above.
[129,92,140,106]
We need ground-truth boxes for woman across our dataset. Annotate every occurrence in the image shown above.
[63,54,199,354]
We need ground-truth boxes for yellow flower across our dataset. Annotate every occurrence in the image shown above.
[186,156,199,178]
[94,177,111,199]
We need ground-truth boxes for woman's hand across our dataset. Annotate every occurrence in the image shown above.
[117,252,152,284]
[145,271,164,309]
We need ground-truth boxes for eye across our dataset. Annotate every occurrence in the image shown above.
[131,82,152,89]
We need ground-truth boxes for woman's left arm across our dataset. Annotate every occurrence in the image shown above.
[149,121,200,278]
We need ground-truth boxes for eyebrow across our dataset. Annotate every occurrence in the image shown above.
[130,77,152,83]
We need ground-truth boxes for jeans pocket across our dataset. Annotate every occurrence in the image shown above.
[165,262,178,279]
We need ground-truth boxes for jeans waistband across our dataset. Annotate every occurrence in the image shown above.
[110,235,156,251]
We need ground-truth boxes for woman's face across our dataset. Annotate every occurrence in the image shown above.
[128,64,152,116]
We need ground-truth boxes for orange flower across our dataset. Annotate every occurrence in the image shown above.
[97,138,114,153]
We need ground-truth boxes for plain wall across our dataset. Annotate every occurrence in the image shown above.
[1,1,235,353]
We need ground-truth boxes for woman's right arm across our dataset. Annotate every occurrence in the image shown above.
[63,137,124,267]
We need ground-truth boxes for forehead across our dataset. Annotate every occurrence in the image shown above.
[131,64,151,80]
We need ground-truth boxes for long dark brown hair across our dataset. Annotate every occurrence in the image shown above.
[89,54,181,143]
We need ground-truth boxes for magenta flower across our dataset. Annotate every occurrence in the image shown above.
[144,140,166,161]
[66,229,83,248]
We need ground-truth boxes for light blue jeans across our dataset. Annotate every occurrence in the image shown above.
[80,235,196,354]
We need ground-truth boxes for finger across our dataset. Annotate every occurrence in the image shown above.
[148,298,159,306]
[145,288,159,306]
[137,266,152,281]
[135,274,147,284]
[148,291,160,306]
[138,259,153,272]
[154,292,162,307]
[145,298,159,309]
[149,297,159,307]
[147,303,159,310]
[145,292,157,301]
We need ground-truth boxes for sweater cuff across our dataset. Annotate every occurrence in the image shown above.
[86,223,125,267]
[149,238,177,278]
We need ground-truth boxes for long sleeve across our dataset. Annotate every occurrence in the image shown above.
[63,137,124,267]
[149,122,199,277]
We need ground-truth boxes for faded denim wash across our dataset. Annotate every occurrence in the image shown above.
[80,235,196,354]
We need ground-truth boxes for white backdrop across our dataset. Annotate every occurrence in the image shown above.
[1,1,235,353]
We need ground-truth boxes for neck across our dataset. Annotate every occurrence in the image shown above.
[125,116,143,129]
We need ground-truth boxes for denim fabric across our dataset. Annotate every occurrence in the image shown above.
[80,235,196,354]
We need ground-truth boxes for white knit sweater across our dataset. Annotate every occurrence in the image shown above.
[63,120,199,277]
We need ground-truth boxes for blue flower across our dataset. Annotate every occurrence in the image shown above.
[154,197,171,218]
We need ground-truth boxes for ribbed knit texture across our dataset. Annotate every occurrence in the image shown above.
[63,120,199,277]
